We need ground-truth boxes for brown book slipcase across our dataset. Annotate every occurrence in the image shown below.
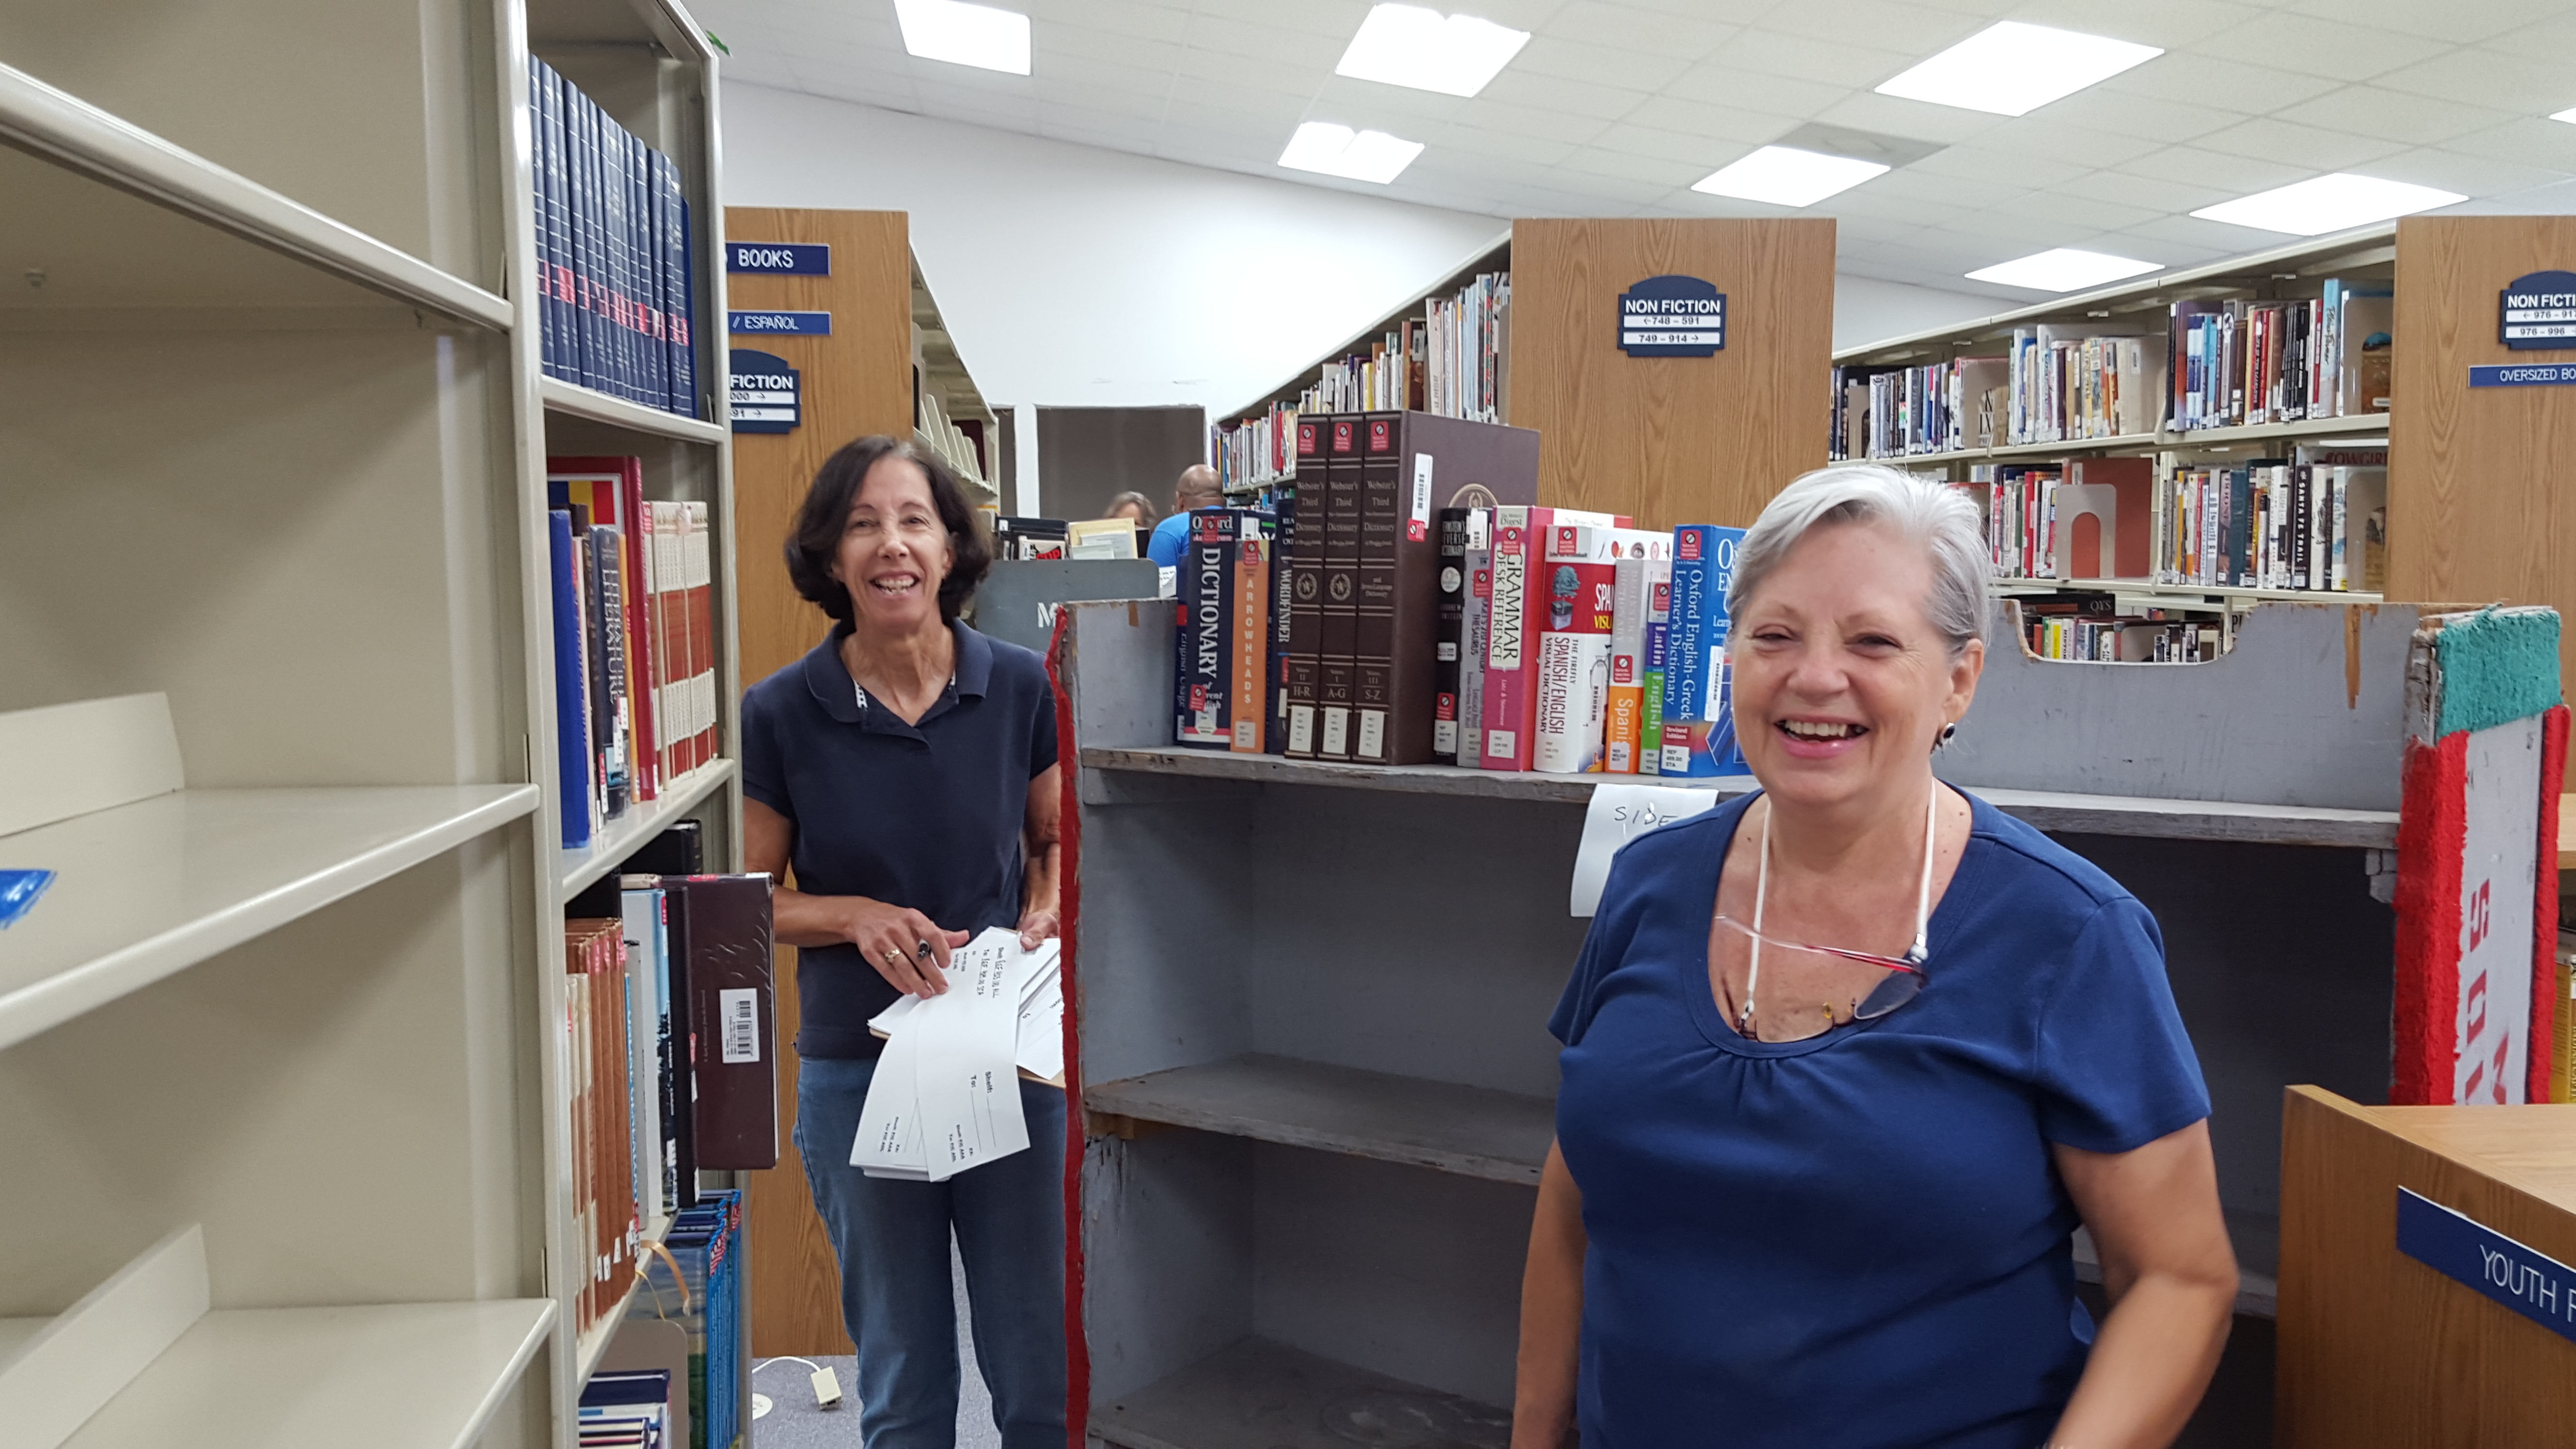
[1283,417,1325,758]
[678,874,778,1169]
[1351,411,1540,765]
[1317,414,1361,760]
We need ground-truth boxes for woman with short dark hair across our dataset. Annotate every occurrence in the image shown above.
[742,434,1065,1448]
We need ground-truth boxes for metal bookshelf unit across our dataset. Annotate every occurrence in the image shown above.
[0,0,741,1442]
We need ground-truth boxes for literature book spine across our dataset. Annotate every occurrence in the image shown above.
[549,511,595,846]
[612,462,658,802]
[1606,554,1648,774]
[1353,413,1401,762]
[1532,525,1619,774]
[1318,415,1360,760]
[1268,478,1295,754]
[1283,420,1324,757]
[685,501,716,770]
[1660,525,1747,778]
[1639,564,1671,776]
[582,525,628,817]
[1174,509,1233,748]
[1457,509,1490,767]
[2293,463,2315,590]
[1231,512,1273,753]
[1433,507,1470,760]
[1478,505,1536,770]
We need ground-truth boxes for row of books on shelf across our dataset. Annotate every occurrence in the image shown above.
[530,56,700,419]
[1209,267,1513,492]
[1970,451,2386,595]
[557,823,776,1352]
[547,456,721,848]
[1828,279,2392,459]
[1171,410,1749,777]
[580,1368,675,1448]
[619,1190,744,1449]
[917,391,990,487]
[2019,600,2220,664]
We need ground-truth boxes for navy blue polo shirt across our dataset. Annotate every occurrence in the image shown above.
[740,619,1058,1058]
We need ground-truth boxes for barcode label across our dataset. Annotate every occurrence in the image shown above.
[719,987,759,1064]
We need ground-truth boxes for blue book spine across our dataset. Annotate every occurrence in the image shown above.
[617,126,639,404]
[549,510,595,848]
[537,62,561,382]
[1659,524,1747,777]
[584,92,609,397]
[674,195,696,419]
[639,132,665,414]
[602,111,627,402]
[570,88,596,393]
[530,56,553,380]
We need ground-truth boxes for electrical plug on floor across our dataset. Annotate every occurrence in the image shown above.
[812,1364,844,1410]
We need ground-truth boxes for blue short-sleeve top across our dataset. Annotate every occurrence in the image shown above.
[739,619,1058,1059]
[1551,789,2209,1449]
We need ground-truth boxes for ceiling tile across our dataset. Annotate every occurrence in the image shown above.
[2051,167,2235,214]
[2025,86,2246,145]
[2091,52,2347,113]
[1473,69,1657,122]
[2362,146,2571,199]
[1021,0,1195,45]
[2002,0,2270,48]
[2184,14,2446,82]
[1856,164,2027,208]
[2375,45,2576,116]
[1178,13,1350,66]
[1806,93,2006,145]
[1974,120,2165,169]
[2188,115,2410,172]
[2114,144,2313,193]
[2269,85,2521,148]
[1539,2,1741,60]
[2277,0,2562,44]
[2443,118,2576,174]
[2110,211,2308,253]
[2002,187,2167,234]
[1592,121,1741,164]
[1454,102,1617,146]
[1905,144,2091,190]
[1043,25,1185,71]
[1512,34,1696,93]
[1622,94,1804,144]
[1661,64,1853,116]
[1712,28,1919,88]
[1425,121,1585,167]
[1819,187,1976,229]
[1561,146,1718,186]
[1184,0,1369,35]
[1168,45,1322,99]
[1754,0,1989,52]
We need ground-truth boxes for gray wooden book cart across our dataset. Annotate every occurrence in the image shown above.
[1056,596,2414,1449]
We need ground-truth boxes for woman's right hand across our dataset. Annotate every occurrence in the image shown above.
[839,899,970,998]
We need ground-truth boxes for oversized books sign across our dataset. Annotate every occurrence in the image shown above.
[1618,275,1725,357]
[728,349,799,434]
[2500,270,2576,350]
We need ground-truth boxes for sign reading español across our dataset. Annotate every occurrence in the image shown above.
[2501,270,2576,350]
[728,348,800,434]
[2396,1188,2576,1344]
[726,242,830,275]
[1618,275,1725,357]
[728,310,832,336]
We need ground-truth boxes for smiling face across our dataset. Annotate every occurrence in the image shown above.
[831,455,951,636]
[1729,519,1982,812]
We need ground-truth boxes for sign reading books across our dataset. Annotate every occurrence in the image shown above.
[2397,1189,2576,1345]
[2500,270,2576,350]
[1617,275,1725,357]
[728,349,800,434]
[726,242,829,275]
[728,310,832,336]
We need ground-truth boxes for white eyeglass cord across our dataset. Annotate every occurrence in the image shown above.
[1740,781,1940,1034]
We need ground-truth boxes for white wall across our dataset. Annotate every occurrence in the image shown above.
[721,83,1507,418]
[1832,275,2011,354]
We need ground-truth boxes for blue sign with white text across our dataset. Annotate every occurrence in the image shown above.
[727,242,830,275]
[729,349,800,435]
[1618,275,1725,357]
[2470,364,2576,387]
[2396,1188,2576,1344]
[729,310,832,337]
[2501,269,2576,350]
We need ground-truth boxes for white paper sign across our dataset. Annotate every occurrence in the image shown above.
[1570,783,1724,916]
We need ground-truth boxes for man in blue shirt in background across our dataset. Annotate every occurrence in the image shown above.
[1145,463,1223,566]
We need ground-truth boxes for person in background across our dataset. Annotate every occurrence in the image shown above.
[1514,464,2235,1449]
[741,435,1065,1449]
[1145,463,1223,567]
[1100,490,1157,526]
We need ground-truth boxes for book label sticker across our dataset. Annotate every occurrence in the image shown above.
[719,987,760,1063]
[728,310,832,336]
[2500,271,2576,350]
[1618,275,1725,357]
[728,349,800,434]
[2397,1188,2576,1344]
[2470,363,2576,387]
[1571,783,1724,915]
[1409,453,1434,542]
[727,242,830,275]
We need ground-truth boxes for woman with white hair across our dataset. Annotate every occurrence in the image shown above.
[1512,465,2237,1448]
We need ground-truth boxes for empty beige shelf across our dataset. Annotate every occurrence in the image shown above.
[0,785,539,1050]
[56,1298,550,1449]
[557,759,736,900]
[1086,1054,1555,1185]
[540,376,726,446]
[0,63,509,327]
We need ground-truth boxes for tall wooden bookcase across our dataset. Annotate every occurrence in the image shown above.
[0,0,741,1444]
[1060,594,2413,1445]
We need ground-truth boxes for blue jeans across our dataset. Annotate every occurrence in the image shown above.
[793,1054,1068,1449]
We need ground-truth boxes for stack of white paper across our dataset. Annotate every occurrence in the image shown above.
[850,927,1064,1181]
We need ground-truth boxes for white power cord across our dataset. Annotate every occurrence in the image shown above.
[753,1355,846,1412]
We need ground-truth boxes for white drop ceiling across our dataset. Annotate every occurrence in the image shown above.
[694,0,2576,302]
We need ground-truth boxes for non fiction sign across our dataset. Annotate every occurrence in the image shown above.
[1618,275,1725,357]
[729,310,832,336]
[2470,363,2576,387]
[2397,1188,2576,1344]
[728,348,800,434]
[2500,270,2576,350]
[726,242,830,275]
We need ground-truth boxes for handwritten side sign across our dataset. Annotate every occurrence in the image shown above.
[1571,782,1727,916]
[2398,1188,2576,1344]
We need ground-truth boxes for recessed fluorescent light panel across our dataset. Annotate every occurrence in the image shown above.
[1336,4,1530,97]
[1966,248,2163,292]
[1875,21,2161,116]
[1280,123,1426,184]
[894,0,1030,75]
[2190,173,2466,235]
[1692,146,1889,208]
[2555,106,2576,124]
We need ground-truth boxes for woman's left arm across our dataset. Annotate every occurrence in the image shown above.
[1017,763,1063,948]
[2046,1120,2238,1449]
